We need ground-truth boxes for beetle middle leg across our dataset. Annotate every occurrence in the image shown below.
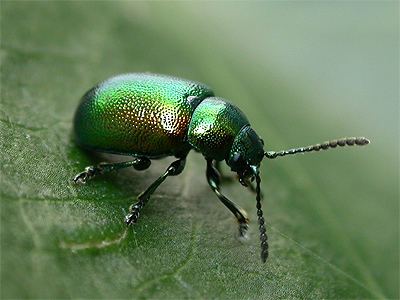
[206,159,249,238]
[125,157,186,225]
[73,157,151,184]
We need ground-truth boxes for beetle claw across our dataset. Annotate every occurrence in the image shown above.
[72,166,96,184]
[125,203,142,225]
[72,172,88,184]
[125,212,138,225]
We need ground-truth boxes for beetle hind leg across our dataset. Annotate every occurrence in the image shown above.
[73,157,151,184]
[206,159,249,239]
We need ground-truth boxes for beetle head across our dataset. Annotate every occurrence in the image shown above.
[226,126,264,185]
[226,125,268,262]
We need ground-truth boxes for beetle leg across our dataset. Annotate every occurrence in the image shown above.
[206,159,249,239]
[73,157,151,184]
[125,157,186,225]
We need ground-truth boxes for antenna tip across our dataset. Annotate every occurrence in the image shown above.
[355,137,370,146]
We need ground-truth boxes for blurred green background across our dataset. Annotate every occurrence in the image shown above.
[1,1,398,299]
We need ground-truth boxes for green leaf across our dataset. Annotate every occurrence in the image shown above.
[1,2,398,299]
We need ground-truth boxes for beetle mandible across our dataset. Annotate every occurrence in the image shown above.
[73,73,369,262]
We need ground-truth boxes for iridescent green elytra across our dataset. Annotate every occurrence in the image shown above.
[73,73,370,263]
[75,74,214,158]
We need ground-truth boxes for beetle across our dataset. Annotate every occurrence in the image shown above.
[73,73,369,262]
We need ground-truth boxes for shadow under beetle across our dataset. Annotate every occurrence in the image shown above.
[73,73,369,262]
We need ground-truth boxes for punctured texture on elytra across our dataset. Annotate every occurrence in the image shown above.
[74,73,214,157]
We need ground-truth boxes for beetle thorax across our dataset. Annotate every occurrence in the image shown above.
[187,97,251,161]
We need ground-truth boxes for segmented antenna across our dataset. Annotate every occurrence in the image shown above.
[265,137,370,159]
[255,174,268,263]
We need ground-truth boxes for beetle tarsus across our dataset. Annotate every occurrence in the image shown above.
[124,212,136,225]
[125,202,144,225]
[125,210,139,225]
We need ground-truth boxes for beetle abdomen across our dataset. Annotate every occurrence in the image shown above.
[74,73,214,157]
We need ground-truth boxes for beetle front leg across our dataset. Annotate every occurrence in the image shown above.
[206,159,249,239]
[125,157,186,225]
[73,157,151,184]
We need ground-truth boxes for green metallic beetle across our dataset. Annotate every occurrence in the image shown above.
[73,73,369,262]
